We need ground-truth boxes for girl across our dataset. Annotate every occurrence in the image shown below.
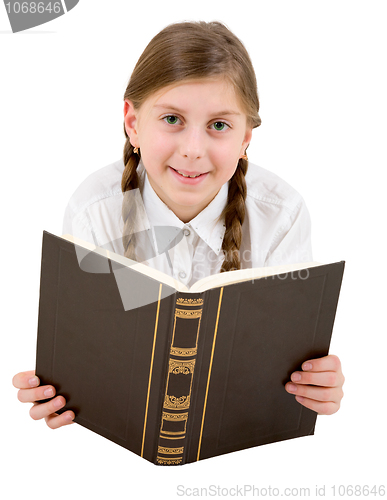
[13,21,344,430]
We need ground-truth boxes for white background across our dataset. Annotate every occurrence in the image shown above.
[1,1,386,498]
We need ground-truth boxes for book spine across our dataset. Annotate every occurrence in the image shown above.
[155,293,204,466]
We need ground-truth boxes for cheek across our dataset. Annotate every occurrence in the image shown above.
[210,140,241,167]
[144,133,174,162]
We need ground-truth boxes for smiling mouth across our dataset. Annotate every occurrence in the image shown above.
[171,167,205,178]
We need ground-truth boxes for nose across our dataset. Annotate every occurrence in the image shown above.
[179,127,205,160]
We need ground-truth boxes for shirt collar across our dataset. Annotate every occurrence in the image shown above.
[140,164,227,255]
[189,183,227,255]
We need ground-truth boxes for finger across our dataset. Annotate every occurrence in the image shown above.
[12,371,40,389]
[285,382,343,403]
[17,385,56,403]
[301,354,342,373]
[294,395,340,415]
[290,369,341,387]
[29,396,66,421]
[45,411,75,430]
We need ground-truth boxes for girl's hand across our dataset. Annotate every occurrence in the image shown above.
[285,354,344,415]
[12,370,75,429]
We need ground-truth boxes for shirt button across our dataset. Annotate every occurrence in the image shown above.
[183,229,190,237]
[179,271,187,279]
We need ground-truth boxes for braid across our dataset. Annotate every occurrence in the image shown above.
[121,132,141,261]
[220,158,248,272]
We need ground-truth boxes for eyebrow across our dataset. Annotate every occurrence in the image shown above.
[153,104,241,116]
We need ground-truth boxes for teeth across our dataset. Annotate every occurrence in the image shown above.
[176,170,201,178]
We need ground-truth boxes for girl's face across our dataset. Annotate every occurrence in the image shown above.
[124,79,252,223]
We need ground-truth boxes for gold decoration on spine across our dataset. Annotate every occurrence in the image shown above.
[164,394,191,409]
[156,294,203,465]
[162,412,189,421]
[156,457,182,465]
[158,446,184,455]
[170,346,198,357]
[160,412,188,437]
[176,298,204,306]
[169,359,195,375]
[175,308,202,319]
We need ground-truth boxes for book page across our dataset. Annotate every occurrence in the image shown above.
[61,234,188,292]
[189,262,322,292]
[61,234,322,294]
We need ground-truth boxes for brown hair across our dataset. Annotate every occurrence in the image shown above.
[122,21,261,271]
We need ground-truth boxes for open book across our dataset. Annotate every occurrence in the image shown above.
[62,232,322,292]
[36,231,345,465]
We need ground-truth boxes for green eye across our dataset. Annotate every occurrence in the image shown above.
[212,121,228,131]
[165,115,179,125]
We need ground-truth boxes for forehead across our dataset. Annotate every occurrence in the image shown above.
[143,78,244,114]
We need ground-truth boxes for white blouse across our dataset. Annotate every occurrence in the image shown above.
[62,159,312,288]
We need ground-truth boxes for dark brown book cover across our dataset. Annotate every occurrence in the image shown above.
[35,231,344,465]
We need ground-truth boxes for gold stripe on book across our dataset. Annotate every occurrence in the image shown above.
[141,284,163,458]
[196,287,224,461]
[160,436,185,440]
[160,430,185,435]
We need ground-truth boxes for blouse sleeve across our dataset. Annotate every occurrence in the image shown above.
[62,203,97,246]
